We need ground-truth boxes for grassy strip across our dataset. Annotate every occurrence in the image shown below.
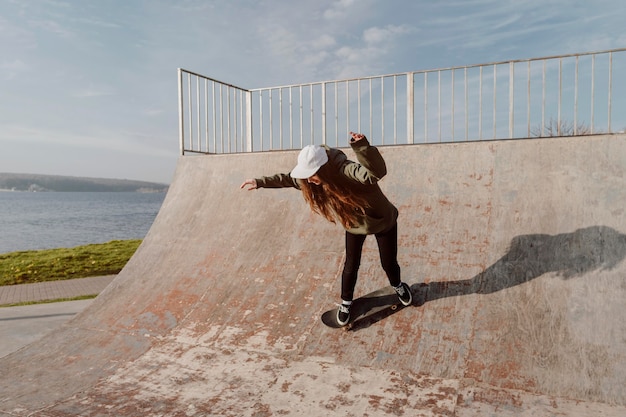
[0,294,98,308]
[0,240,141,286]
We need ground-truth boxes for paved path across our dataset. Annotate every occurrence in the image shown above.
[0,299,95,358]
[0,276,115,359]
[0,275,115,306]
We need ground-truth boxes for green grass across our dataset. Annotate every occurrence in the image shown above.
[0,240,141,286]
[1,295,98,308]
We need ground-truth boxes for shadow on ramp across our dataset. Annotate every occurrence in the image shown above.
[423,225,626,301]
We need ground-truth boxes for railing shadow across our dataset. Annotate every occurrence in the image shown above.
[418,226,626,303]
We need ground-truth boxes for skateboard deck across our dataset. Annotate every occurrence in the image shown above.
[321,285,416,331]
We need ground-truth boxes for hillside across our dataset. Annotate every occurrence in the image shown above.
[0,173,169,192]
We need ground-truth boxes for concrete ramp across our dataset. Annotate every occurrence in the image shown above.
[1,135,626,416]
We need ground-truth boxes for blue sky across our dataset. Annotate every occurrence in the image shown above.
[1,0,625,184]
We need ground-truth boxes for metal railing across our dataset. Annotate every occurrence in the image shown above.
[178,48,626,155]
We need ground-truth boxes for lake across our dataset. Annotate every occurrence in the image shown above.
[0,191,166,254]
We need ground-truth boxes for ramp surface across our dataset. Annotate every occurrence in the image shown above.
[1,135,626,416]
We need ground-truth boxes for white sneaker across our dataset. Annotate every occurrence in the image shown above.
[395,283,412,306]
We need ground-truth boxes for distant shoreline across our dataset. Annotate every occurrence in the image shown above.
[0,173,169,193]
[0,188,166,193]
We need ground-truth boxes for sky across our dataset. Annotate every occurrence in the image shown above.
[1,0,625,184]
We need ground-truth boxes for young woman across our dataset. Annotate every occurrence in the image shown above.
[240,131,411,326]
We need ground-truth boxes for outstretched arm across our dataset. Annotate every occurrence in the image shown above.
[240,174,300,190]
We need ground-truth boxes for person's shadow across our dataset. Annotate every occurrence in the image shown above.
[418,225,626,303]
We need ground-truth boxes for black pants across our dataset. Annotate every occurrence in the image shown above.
[341,223,401,301]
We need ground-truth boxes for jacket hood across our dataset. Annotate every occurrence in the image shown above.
[324,146,348,169]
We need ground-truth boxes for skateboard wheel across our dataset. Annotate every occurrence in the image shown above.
[391,305,397,311]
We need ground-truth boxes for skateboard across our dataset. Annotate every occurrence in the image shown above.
[321,285,417,331]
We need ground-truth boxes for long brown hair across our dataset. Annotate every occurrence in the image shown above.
[299,158,369,228]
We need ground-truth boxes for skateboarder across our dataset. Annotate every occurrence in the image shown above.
[240,132,411,326]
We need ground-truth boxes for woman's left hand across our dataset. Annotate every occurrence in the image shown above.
[349,131,366,143]
[240,179,258,190]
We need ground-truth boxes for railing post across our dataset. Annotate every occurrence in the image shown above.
[177,68,185,155]
[509,62,514,139]
[406,73,414,144]
[245,91,253,152]
[322,82,327,145]
[608,51,613,132]
[196,77,201,152]
[558,58,562,136]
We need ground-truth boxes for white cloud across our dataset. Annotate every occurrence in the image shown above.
[323,23,417,78]
[143,108,165,117]
[323,0,358,20]
[74,17,121,29]
[258,24,299,58]
[28,17,74,38]
[171,1,215,13]
[0,15,37,50]
[335,45,370,62]
[0,59,29,80]
[363,24,415,44]
[311,34,337,51]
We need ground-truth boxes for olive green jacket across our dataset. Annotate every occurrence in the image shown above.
[255,138,398,235]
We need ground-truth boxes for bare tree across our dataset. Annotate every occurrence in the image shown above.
[531,118,595,137]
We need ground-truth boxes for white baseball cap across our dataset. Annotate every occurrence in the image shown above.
[290,145,329,179]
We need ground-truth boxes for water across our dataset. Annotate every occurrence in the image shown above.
[0,192,166,254]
